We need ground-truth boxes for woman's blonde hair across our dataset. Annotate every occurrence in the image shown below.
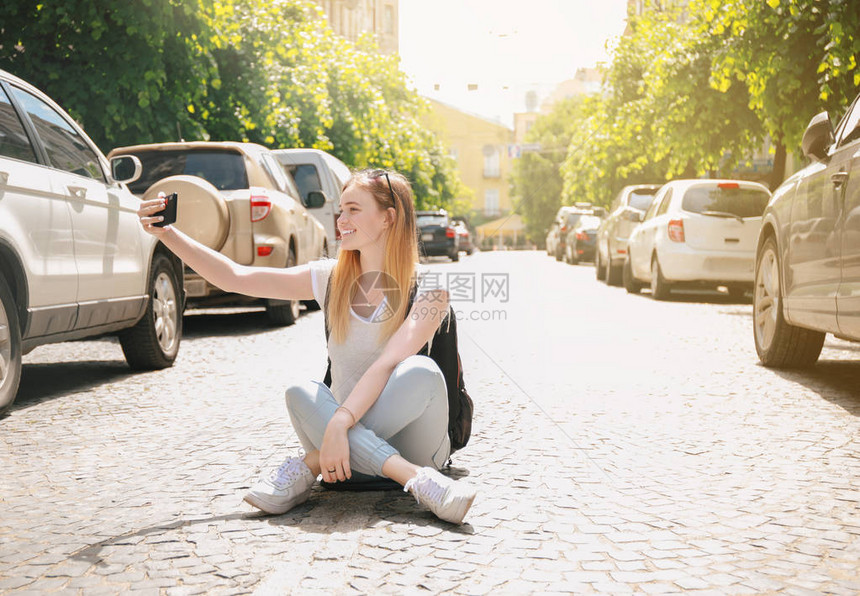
[328,169,419,344]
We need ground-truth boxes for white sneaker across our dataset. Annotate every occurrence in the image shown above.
[243,456,316,515]
[404,467,477,525]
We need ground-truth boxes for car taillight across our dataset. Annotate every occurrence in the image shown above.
[257,246,273,257]
[446,227,456,238]
[668,219,685,242]
[560,225,568,233]
[251,192,271,222]
[576,231,588,241]
[718,182,739,189]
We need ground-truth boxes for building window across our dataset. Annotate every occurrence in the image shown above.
[484,189,500,217]
[384,4,395,35]
[483,144,500,178]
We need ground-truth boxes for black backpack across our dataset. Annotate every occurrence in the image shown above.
[322,277,473,453]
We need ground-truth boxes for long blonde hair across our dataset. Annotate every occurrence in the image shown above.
[328,169,419,344]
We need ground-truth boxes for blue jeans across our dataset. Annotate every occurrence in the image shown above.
[285,355,451,478]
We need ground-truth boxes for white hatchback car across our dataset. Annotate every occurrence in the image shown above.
[624,179,772,300]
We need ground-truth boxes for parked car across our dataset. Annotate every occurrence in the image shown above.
[272,148,351,256]
[624,179,771,300]
[417,210,459,261]
[564,215,602,264]
[548,205,599,261]
[545,220,561,256]
[753,91,860,368]
[596,184,662,285]
[108,141,327,325]
[0,69,185,417]
[452,219,476,255]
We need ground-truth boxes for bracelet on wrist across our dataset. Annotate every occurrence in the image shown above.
[336,406,357,428]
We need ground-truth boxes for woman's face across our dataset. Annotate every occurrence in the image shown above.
[337,185,393,253]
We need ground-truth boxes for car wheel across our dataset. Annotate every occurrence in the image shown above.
[0,276,22,418]
[555,246,563,261]
[143,175,230,251]
[450,249,459,262]
[267,246,301,326]
[753,237,825,368]
[650,255,671,300]
[607,260,623,287]
[595,251,606,281]
[119,253,182,370]
[623,257,641,294]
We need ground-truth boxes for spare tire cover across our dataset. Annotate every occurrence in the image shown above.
[143,175,230,251]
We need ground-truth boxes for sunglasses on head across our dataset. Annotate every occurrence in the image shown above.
[369,169,397,207]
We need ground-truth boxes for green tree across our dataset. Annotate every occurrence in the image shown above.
[0,0,463,208]
[699,0,860,188]
[510,97,582,242]
[0,0,216,149]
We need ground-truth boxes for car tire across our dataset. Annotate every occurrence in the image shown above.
[753,237,825,368]
[0,276,22,418]
[119,253,182,370]
[595,252,606,281]
[267,247,301,326]
[650,255,671,300]
[555,246,563,261]
[450,250,459,262]
[623,257,641,294]
[607,261,623,287]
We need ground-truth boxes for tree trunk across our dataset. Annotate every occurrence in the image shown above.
[769,141,787,191]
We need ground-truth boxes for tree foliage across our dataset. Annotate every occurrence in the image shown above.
[555,0,860,219]
[0,0,462,209]
[510,97,582,241]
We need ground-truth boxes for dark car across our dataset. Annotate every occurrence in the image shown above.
[752,90,860,368]
[563,215,602,264]
[417,210,460,261]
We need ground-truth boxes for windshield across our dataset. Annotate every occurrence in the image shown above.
[564,213,583,226]
[682,185,770,218]
[126,150,248,194]
[629,189,658,211]
[578,215,602,230]
[417,214,448,227]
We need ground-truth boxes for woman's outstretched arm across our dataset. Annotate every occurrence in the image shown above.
[138,194,315,301]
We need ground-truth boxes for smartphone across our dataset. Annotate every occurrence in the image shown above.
[153,192,178,228]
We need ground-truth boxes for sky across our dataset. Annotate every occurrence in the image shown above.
[398,0,630,128]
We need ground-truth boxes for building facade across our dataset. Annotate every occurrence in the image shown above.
[314,0,399,54]
[423,99,514,220]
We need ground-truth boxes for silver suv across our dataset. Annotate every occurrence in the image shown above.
[0,69,184,417]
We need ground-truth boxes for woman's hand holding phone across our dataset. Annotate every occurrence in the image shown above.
[138,191,176,236]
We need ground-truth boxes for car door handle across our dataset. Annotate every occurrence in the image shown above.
[831,172,849,187]
[67,185,87,199]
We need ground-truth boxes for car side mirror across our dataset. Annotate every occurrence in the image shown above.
[304,190,326,209]
[110,155,142,184]
[801,111,834,162]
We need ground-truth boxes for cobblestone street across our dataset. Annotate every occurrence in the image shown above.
[1,250,858,594]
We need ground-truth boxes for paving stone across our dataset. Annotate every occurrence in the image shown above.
[2,252,859,594]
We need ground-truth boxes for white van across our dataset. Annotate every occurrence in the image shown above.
[273,148,351,255]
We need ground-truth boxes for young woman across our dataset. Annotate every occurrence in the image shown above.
[138,169,476,524]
